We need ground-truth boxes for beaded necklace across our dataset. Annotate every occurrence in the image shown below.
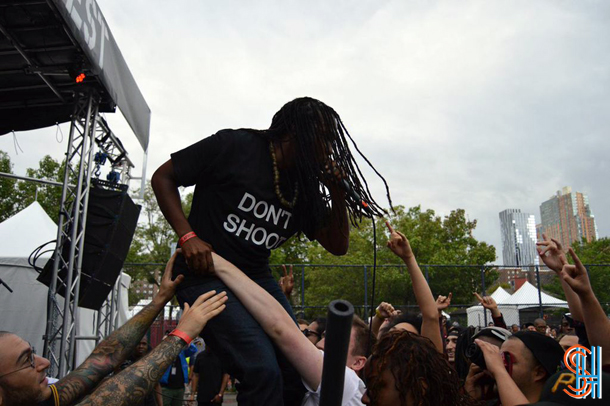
[269,141,298,209]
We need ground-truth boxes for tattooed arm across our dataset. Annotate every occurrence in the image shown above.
[54,251,185,406]
[75,290,227,406]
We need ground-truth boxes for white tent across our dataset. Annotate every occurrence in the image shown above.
[507,281,568,310]
[0,202,131,367]
[466,282,568,327]
[467,287,519,328]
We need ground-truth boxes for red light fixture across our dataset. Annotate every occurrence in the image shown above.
[75,73,86,83]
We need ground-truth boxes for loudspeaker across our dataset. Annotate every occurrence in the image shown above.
[38,180,141,310]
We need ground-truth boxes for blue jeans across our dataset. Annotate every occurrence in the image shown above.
[176,276,304,406]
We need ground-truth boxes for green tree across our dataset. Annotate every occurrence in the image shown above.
[300,205,496,317]
[0,150,18,221]
[15,155,67,221]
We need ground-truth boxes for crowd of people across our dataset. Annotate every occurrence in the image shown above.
[1,98,608,405]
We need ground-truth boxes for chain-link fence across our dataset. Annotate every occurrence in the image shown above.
[125,262,610,334]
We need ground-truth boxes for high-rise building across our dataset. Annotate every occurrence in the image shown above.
[539,187,599,248]
[499,209,539,267]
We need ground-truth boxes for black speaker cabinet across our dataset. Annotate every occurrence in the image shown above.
[39,180,141,310]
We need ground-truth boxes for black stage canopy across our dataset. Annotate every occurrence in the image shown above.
[0,0,150,151]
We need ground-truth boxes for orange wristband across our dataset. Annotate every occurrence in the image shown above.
[169,329,193,345]
[179,231,197,247]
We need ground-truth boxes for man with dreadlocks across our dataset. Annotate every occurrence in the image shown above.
[152,97,390,406]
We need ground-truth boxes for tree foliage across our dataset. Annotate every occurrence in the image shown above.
[299,205,497,317]
[0,151,18,222]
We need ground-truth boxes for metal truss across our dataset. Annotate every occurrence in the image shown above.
[42,89,133,377]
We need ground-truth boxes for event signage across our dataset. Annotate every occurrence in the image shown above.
[51,0,151,151]
[563,345,603,399]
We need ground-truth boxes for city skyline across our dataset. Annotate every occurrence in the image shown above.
[539,186,599,250]
[499,209,539,268]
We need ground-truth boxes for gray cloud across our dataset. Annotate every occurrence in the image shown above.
[2,0,608,262]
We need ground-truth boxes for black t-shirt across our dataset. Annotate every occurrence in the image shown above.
[171,129,307,286]
[37,385,58,406]
[193,349,226,403]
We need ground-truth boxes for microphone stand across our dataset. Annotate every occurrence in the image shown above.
[319,300,355,406]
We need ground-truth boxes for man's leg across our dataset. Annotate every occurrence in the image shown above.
[171,388,185,406]
[177,280,284,406]
[161,387,181,406]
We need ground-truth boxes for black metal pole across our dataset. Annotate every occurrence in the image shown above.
[481,266,487,326]
[319,300,354,406]
[535,264,543,318]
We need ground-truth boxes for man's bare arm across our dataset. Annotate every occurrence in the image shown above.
[213,253,324,389]
[75,336,184,406]
[54,252,184,405]
[152,160,215,273]
[76,290,227,406]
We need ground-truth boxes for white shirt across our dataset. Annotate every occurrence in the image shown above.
[301,365,366,406]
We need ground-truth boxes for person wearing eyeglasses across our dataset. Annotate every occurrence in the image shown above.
[303,318,326,345]
[0,251,227,406]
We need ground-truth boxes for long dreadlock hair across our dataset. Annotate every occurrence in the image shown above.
[366,330,480,406]
[255,97,393,232]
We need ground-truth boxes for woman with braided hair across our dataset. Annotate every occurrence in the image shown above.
[152,97,391,406]
[362,330,480,406]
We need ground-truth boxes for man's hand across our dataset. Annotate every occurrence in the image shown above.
[320,161,345,192]
[176,290,228,339]
[436,293,452,312]
[474,292,501,318]
[464,363,495,400]
[385,221,414,260]
[154,249,185,305]
[537,234,567,273]
[279,265,295,297]
[376,302,398,319]
[560,248,593,297]
[474,339,506,378]
[211,393,223,403]
[182,237,215,275]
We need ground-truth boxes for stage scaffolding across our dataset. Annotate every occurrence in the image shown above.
[1,0,150,377]
[42,90,135,377]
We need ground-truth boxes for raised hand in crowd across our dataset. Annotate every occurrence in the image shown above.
[371,301,399,337]
[77,290,227,406]
[436,292,452,313]
[279,264,295,298]
[473,291,508,329]
[156,249,186,304]
[385,221,443,352]
[537,234,584,322]
[560,248,610,365]
[536,234,567,272]
[473,292,500,318]
[50,251,186,405]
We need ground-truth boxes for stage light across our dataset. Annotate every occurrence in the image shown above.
[75,73,86,83]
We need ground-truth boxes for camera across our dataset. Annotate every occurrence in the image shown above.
[465,342,487,370]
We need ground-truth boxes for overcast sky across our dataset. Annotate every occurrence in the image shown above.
[1,0,608,263]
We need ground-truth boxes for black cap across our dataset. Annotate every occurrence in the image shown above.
[512,331,564,376]
[531,369,608,405]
